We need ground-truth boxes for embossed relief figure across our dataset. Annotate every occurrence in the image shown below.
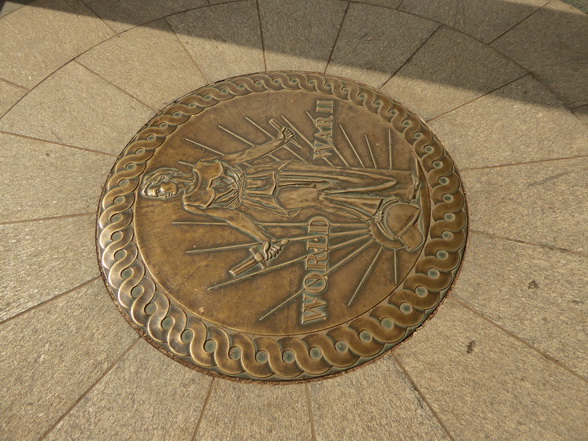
[141,126,423,263]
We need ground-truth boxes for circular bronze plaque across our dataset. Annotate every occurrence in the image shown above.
[97,72,467,381]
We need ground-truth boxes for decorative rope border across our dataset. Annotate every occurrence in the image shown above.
[97,71,467,381]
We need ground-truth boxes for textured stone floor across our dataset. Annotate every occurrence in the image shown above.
[1,0,587,440]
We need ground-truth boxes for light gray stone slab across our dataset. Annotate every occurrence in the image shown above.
[395,300,588,440]
[0,62,154,155]
[0,79,27,118]
[0,279,137,441]
[309,355,451,441]
[0,132,113,223]
[0,0,34,18]
[400,0,548,43]
[259,0,348,73]
[429,75,588,168]
[0,0,113,89]
[462,157,588,254]
[82,0,208,33]
[326,5,438,88]
[195,380,312,441]
[78,19,207,109]
[45,339,211,441]
[492,0,588,108]
[574,104,588,127]
[167,1,265,83]
[382,26,526,120]
[357,0,402,8]
[455,232,588,377]
[0,215,99,322]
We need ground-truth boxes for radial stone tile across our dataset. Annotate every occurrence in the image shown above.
[81,0,208,33]
[462,157,588,254]
[195,381,312,441]
[399,0,548,43]
[167,1,265,83]
[258,0,348,73]
[428,75,588,169]
[77,19,208,109]
[395,300,588,440]
[574,104,588,126]
[0,62,154,155]
[358,0,402,8]
[0,215,98,322]
[326,4,438,88]
[492,0,588,108]
[0,0,113,89]
[382,26,526,120]
[0,279,137,441]
[309,355,451,441]
[454,233,588,377]
[0,132,114,223]
[0,80,27,118]
[44,340,211,441]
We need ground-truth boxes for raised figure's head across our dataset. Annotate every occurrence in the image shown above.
[140,167,189,200]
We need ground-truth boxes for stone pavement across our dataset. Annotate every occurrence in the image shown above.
[0,0,586,440]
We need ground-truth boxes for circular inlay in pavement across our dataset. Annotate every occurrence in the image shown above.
[97,72,467,381]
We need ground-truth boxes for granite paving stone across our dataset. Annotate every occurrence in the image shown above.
[44,340,212,441]
[81,0,208,33]
[0,62,154,155]
[167,1,265,83]
[400,0,548,43]
[309,355,451,441]
[357,0,402,8]
[572,104,588,127]
[492,0,588,108]
[0,279,138,441]
[462,157,588,254]
[195,380,313,441]
[326,4,438,88]
[382,26,526,120]
[78,19,208,110]
[0,0,35,18]
[428,75,588,168]
[259,0,348,73]
[395,300,588,440]
[0,215,99,322]
[455,232,588,377]
[0,132,114,223]
[0,0,113,89]
[0,79,27,118]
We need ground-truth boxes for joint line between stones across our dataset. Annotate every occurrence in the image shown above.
[304,383,318,441]
[469,230,588,258]
[37,337,141,440]
[487,0,551,45]
[0,211,96,227]
[74,60,157,113]
[256,0,268,72]
[425,72,530,123]
[460,154,588,173]
[392,353,457,441]
[0,130,119,157]
[191,378,216,440]
[0,276,101,327]
[163,17,211,85]
[77,0,119,35]
[448,297,588,383]
[323,2,350,74]
[378,24,441,90]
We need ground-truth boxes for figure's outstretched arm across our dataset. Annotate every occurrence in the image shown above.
[222,127,294,164]
[184,204,272,243]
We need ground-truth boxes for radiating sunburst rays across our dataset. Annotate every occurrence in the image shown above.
[178,115,409,321]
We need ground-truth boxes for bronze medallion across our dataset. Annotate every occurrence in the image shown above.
[97,72,467,381]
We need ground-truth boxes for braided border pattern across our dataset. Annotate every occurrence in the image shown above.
[97,72,467,380]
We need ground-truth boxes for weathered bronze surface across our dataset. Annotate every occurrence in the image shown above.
[97,72,467,381]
